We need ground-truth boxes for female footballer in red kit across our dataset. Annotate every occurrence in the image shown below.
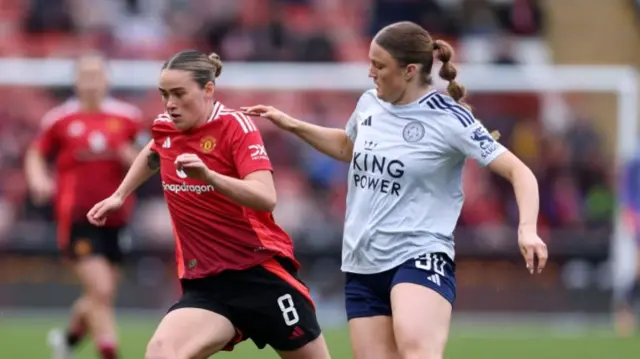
[26,53,143,359]
[87,50,331,359]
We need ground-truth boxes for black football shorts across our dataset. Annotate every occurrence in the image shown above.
[168,256,322,351]
[63,222,124,264]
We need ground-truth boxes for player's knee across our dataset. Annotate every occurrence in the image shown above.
[396,337,443,359]
[85,284,116,307]
[145,337,181,359]
[73,296,91,313]
[399,349,442,359]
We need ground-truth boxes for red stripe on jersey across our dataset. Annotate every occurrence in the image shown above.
[261,258,315,309]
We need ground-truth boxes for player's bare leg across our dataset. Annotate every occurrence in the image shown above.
[74,257,120,359]
[145,308,236,359]
[47,296,90,359]
[275,334,331,359]
[391,283,452,359]
[348,316,400,359]
[615,246,640,337]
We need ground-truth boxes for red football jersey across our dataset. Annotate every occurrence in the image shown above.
[150,102,297,279]
[32,97,143,245]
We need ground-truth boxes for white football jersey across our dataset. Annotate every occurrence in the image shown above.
[342,89,506,274]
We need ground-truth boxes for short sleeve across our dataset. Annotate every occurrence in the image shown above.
[345,110,359,142]
[150,113,172,152]
[449,122,506,166]
[345,91,370,142]
[33,121,60,157]
[229,113,273,178]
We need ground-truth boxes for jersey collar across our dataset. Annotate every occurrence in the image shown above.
[207,101,223,122]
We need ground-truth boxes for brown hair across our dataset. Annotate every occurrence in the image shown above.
[162,50,223,88]
[374,22,499,139]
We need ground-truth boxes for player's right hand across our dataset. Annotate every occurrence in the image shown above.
[241,105,297,131]
[87,195,124,226]
[29,177,55,205]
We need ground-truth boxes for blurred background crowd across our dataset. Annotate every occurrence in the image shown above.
[1,1,640,357]
[0,0,638,317]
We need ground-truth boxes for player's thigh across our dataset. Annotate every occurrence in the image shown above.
[348,316,400,359]
[275,334,331,359]
[146,307,236,359]
[74,256,118,302]
[344,271,399,359]
[390,253,456,359]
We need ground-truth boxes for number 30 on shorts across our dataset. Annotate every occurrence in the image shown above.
[414,253,446,276]
[277,293,300,326]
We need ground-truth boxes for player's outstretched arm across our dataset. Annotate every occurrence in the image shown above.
[488,151,548,274]
[112,140,159,200]
[88,141,159,226]
[242,105,353,162]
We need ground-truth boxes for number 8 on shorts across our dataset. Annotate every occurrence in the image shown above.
[277,293,300,326]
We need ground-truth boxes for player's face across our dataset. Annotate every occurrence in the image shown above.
[74,56,108,102]
[159,69,215,131]
[368,41,408,104]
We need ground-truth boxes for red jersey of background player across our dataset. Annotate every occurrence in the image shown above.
[150,101,297,279]
[33,97,142,242]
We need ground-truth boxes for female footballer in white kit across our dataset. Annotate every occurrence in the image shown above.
[243,21,548,359]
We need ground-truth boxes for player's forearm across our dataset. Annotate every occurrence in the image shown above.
[510,164,540,232]
[288,119,353,163]
[113,142,158,200]
[24,148,51,186]
[204,171,276,212]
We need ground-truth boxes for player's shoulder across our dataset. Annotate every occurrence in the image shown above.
[356,89,381,108]
[151,112,176,132]
[218,107,259,135]
[416,92,477,133]
[101,97,143,122]
[40,98,81,130]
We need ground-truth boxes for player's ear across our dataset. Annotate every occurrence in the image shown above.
[405,64,418,81]
[204,81,215,98]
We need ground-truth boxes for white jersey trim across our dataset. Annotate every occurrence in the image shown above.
[226,111,257,133]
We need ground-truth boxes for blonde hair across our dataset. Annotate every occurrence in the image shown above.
[162,50,224,87]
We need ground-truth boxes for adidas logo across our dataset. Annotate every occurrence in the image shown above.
[288,326,305,340]
[360,116,372,126]
[427,274,441,286]
[364,140,378,151]
[162,137,171,148]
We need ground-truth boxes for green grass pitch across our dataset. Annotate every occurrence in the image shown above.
[1,315,639,358]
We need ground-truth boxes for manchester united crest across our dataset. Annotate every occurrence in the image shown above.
[200,136,216,153]
[74,238,92,256]
[106,117,121,132]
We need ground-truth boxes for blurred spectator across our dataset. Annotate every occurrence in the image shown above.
[0,0,615,255]
[370,0,459,36]
[23,0,75,34]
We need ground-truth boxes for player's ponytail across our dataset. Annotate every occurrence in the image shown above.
[208,52,223,79]
[433,39,500,140]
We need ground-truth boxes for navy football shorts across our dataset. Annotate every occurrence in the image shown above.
[344,252,456,320]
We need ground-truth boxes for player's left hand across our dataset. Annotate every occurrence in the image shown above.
[175,153,212,182]
[517,229,548,274]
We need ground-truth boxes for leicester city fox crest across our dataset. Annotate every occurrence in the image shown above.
[402,121,425,143]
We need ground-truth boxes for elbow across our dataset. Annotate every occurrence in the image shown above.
[513,162,538,187]
[339,152,353,163]
[261,194,277,212]
[246,190,276,212]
